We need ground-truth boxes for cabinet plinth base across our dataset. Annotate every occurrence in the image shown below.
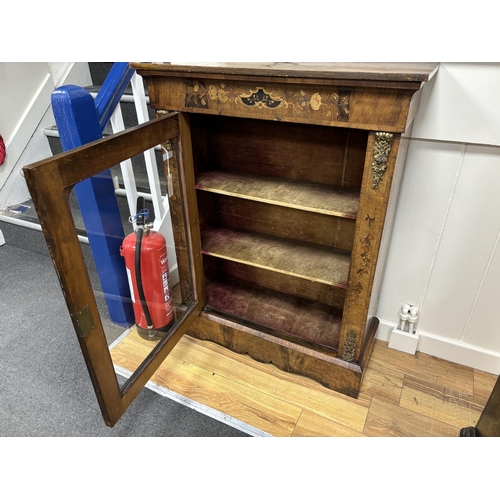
[188,312,379,398]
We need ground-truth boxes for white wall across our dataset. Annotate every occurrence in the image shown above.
[377,63,500,375]
[0,62,91,209]
[0,63,53,196]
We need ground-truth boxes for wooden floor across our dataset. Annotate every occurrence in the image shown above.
[110,328,497,437]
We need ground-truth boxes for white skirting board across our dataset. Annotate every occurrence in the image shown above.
[377,319,500,376]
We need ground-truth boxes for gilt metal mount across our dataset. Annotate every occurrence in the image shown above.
[342,330,357,362]
[371,132,394,189]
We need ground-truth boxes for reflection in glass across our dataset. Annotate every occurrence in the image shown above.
[70,138,195,390]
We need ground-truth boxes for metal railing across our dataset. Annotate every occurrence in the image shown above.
[108,71,178,285]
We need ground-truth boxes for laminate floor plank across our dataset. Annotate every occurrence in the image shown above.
[170,335,370,433]
[111,332,156,373]
[399,375,485,429]
[150,360,300,437]
[363,398,461,437]
[183,335,372,408]
[292,410,365,437]
[359,360,404,406]
[111,334,301,436]
[369,341,475,395]
[110,335,496,437]
[473,369,497,402]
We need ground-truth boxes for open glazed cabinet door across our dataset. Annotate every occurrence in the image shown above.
[23,113,204,427]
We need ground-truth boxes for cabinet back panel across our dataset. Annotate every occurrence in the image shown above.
[196,190,215,231]
[217,259,346,309]
[190,115,368,188]
[205,277,341,352]
[201,226,351,288]
[202,254,219,285]
[212,194,356,251]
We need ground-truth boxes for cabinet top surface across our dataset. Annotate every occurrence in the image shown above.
[130,62,439,83]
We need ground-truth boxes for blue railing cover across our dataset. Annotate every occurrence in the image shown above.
[51,64,136,327]
[94,62,135,133]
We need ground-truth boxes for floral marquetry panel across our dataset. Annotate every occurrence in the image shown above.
[143,76,416,132]
[202,82,351,121]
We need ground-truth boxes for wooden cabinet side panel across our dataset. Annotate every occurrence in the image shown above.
[365,131,412,330]
[339,132,402,362]
[164,113,205,306]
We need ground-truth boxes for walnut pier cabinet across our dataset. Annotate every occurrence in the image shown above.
[23,63,438,426]
[132,63,438,398]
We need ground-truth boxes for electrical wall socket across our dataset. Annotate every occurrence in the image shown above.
[388,326,419,355]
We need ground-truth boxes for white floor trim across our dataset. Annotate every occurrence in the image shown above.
[107,327,134,350]
[377,319,500,375]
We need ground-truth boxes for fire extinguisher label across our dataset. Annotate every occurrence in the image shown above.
[159,250,171,308]
[126,267,136,303]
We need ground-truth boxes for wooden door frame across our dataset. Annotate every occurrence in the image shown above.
[22,113,203,427]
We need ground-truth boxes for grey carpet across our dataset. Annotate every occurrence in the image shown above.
[0,241,249,437]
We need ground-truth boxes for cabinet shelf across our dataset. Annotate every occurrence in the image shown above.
[196,170,359,219]
[205,277,342,351]
[201,226,351,288]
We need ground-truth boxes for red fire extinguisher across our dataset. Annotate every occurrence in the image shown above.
[120,198,174,339]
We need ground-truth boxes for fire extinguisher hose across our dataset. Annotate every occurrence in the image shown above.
[135,226,154,332]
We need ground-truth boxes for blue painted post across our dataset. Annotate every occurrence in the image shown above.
[51,84,134,327]
[94,62,136,133]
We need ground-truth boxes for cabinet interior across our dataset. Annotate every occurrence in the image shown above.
[190,114,369,354]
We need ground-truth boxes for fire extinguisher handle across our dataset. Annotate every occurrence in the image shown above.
[136,196,146,226]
